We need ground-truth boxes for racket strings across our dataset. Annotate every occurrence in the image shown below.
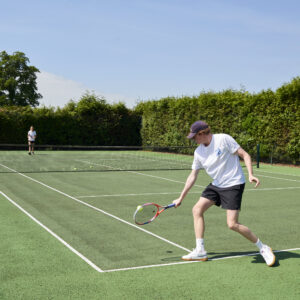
[135,204,158,224]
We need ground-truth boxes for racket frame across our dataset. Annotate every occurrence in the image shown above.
[133,202,175,225]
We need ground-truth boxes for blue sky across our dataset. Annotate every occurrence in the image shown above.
[1,0,300,108]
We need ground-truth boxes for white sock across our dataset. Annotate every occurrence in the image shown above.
[255,238,264,250]
[196,238,204,251]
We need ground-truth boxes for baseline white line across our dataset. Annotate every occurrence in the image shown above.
[76,186,300,198]
[104,261,197,272]
[0,163,191,254]
[0,191,104,273]
[104,247,300,272]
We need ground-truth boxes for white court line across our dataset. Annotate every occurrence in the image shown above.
[95,159,123,161]
[257,174,300,183]
[246,186,300,191]
[76,186,300,199]
[76,191,188,198]
[104,247,300,272]
[0,163,191,255]
[255,169,300,177]
[75,159,206,188]
[0,191,104,273]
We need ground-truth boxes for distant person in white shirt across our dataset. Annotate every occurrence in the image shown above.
[27,126,37,155]
[173,121,276,266]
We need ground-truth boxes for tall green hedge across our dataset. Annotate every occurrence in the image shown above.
[0,78,299,164]
[135,77,300,164]
[0,93,141,146]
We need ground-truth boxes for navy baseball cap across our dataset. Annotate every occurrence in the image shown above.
[187,121,209,139]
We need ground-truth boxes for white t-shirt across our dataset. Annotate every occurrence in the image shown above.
[192,134,245,188]
[28,130,37,142]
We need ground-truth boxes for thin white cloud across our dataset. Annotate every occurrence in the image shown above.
[37,71,137,108]
[37,71,88,107]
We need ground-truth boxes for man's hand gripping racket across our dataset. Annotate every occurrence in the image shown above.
[133,203,176,225]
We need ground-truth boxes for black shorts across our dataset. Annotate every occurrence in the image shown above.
[28,141,35,144]
[201,183,245,210]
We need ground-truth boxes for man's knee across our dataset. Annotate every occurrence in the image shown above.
[192,205,202,217]
[193,197,214,217]
[192,202,207,216]
[227,221,239,231]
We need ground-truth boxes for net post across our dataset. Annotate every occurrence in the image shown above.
[256,143,260,168]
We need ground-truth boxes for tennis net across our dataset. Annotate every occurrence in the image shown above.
[0,144,195,173]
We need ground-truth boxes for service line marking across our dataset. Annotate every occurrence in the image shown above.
[76,186,300,199]
[255,169,300,177]
[256,174,300,183]
[0,191,104,273]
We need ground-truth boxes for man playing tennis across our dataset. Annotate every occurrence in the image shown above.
[173,121,276,266]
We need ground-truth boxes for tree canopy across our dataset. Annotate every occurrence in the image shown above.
[0,51,42,107]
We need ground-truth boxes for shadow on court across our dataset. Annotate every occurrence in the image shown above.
[250,250,300,267]
[161,250,300,267]
[208,251,257,259]
[161,251,258,262]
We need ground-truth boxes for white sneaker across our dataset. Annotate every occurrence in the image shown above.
[182,248,208,261]
[260,245,276,267]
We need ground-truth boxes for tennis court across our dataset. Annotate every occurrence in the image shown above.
[1,149,299,299]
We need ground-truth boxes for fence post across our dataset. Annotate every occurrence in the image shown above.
[256,143,260,168]
[270,145,274,164]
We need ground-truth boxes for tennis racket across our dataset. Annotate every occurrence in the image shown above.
[133,202,175,225]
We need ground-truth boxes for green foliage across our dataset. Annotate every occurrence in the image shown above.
[0,51,42,107]
[0,92,141,146]
[135,78,300,164]
[0,75,299,163]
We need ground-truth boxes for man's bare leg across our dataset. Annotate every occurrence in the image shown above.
[181,197,214,261]
[193,197,215,239]
[226,209,257,243]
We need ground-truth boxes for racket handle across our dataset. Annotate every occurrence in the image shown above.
[166,203,176,208]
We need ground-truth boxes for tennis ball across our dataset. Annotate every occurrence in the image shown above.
[137,205,143,211]
[73,168,77,170]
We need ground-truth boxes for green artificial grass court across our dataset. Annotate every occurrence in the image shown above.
[0,150,299,299]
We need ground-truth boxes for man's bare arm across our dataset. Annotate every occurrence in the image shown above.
[236,147,260,187]
[173,169,200,207]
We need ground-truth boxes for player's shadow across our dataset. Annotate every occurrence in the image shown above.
[250,250,300,267]
[161,251,258,262]
[161,250,300,267]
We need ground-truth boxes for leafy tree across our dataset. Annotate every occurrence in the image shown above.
[0,51,42,107]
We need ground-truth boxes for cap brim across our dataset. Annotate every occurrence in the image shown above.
[187,132,196,139]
